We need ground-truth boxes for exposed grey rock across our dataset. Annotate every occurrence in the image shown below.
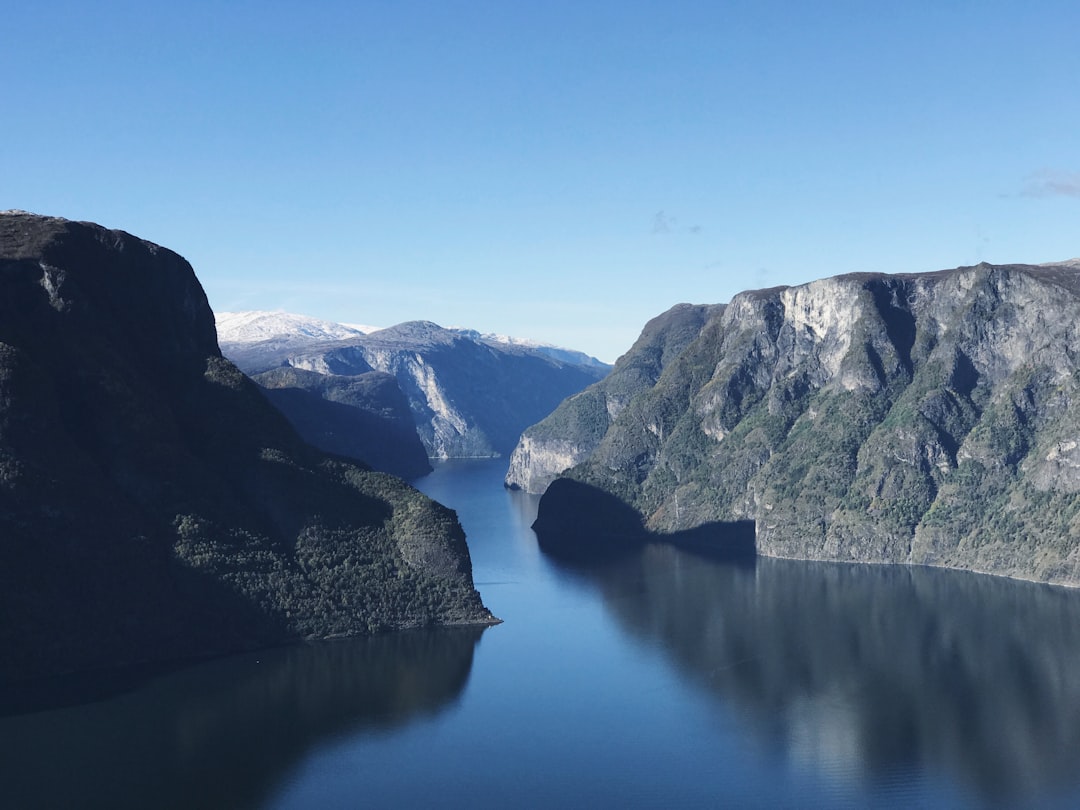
[505,303,722,492]
[532,261,1080,586]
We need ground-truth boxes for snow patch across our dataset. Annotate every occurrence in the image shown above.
[215,310,372,345]
[215,310,608,370]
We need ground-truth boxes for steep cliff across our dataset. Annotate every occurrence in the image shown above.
[531,261,1080,586]
[0,212,495,683]
[223,317,610,459]
[252,366,432,480]
[505,303,722,492]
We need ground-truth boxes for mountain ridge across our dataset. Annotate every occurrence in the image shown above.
[217,310,608,368]
[220,312,611,460]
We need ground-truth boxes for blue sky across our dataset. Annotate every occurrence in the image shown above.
[4,1,1078,362]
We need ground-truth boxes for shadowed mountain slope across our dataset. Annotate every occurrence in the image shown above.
[0,212,495,683]
[252,366,432,479]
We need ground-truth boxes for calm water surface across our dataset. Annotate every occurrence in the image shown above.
[4,458,1080,808]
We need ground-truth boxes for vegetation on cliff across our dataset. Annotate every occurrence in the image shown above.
[505,303,722,493]
[529,261,1080,586]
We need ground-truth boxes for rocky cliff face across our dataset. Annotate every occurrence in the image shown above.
[0,212,495,683]
[223,318,610,459]
[530,261,1080,586]
[252,366,432,480]
[505,303,722,492]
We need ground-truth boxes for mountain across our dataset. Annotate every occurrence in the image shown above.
[215,311,382,376]
[0,212,495,683]
[216,313,431,477]
[524,260,1080,586]
[219,312,611,459]
[449,328,611,370]
[253,366,432,480]
[506,303,722,493]
[215,310,377,360]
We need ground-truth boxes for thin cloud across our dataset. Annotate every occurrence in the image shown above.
[652,210,674,234]
[652,210,703,235]
[1020,169,1080,198]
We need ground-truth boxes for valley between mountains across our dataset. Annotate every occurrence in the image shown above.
[5,208,1080,687]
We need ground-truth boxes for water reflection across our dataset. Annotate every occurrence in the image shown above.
[554,547,1080,805]
[0,627,485,810]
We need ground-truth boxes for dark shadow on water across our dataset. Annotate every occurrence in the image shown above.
[665,519,756,562]
[0,626,487,810]
[0,657,209,718]
[532,477,755,564]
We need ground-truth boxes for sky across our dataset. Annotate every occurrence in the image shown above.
[4,1,1079,363]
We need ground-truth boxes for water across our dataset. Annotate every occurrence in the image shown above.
[4,457,1080,808]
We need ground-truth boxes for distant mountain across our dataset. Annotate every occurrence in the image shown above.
[523,260,1080,587]
[449,328,610,370]
[216,310,381,343]
[253,366,432,480]
[0,212,495,683]
[217,312,428,474]
[214,311,378,371]
[219,312,611,460]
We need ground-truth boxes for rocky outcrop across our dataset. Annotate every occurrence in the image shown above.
[504,435,590,495]
[505,303,721,492]
[224,318,610,459]
[532,260,1080,586]
[0,212,495,683]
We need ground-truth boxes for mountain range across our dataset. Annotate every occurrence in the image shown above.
[218,311,611,462]
[518,260,1080,587]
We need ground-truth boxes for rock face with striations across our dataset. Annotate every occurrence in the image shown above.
[528,261,1080,586]
[0,212,495,683]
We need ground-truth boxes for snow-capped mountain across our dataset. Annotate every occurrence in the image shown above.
[216,311,381,346]
[216,311,606,368]
[215,310,611,460]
